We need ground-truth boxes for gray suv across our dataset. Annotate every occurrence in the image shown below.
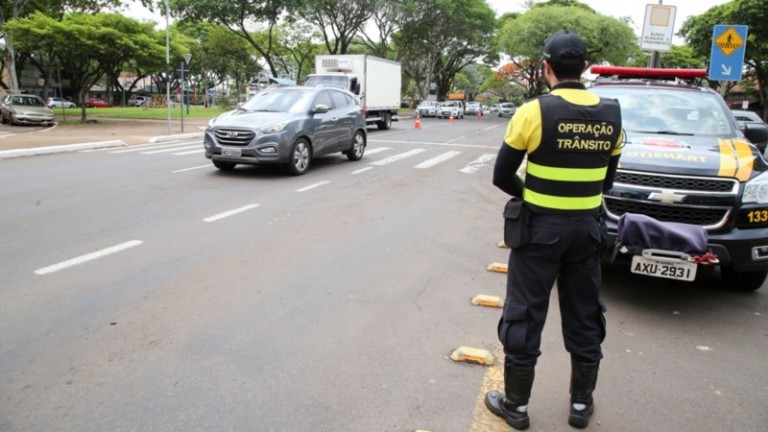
[204,87,367,175]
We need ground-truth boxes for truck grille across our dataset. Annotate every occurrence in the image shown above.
[615,172,737,193]
[604,199,729,227]
[214,128,256,146]
[605,170,739,230]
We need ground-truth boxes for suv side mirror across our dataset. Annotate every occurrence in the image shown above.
[313,104,330,114]
[744,123,768,146]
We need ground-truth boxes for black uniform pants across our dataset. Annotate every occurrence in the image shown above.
[499,212,607,367]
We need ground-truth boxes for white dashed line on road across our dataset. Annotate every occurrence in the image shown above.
[296,181,331,192]
[34,240,144,275]
[204,204,260,222]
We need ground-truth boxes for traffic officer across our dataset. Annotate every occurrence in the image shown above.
[485,30,624,430]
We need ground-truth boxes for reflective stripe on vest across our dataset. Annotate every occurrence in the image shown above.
[523,93,621,214]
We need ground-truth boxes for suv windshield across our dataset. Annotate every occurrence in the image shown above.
[241,89,313,113]
[591,87,735,136]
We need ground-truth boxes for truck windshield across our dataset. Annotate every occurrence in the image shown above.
[303,75,349,90]
[591,87,735,136]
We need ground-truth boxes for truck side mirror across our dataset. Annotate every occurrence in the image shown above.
[354,83,361,95]
[744,123,768,147]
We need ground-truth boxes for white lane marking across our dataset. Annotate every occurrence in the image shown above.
[110,141,197,153]
[371,148,426,166]
[142,145,200,155]
[172,149,204,156]
[34,240,143,275]
[203,204,260,223]
[296,181,331,192]
[369,139,496,150]
[459,153,496,174]
[352,167,374,174]
[172,164,210,173]
[364,147,391,155]
[415,151,461,169]
[445,136,465,144]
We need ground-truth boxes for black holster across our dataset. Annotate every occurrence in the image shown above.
[504,198,530,249]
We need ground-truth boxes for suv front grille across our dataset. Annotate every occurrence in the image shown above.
[605,170,739,230]
[214,128,256,146]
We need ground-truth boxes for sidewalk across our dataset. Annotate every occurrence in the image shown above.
[0,117,208,158]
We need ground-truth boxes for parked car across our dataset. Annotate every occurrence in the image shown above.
[0,94,55,126]
[731,109,768,152]
[127,95,151,107]
[438,100,464,119]
[589,65,768,291]
[498,102,516,118]
[465,101,483,116]
[47,97,76,108]
[204,86,367,175]
[415,100,439,118]
[85,98,110,108]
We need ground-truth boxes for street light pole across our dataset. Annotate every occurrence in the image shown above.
[165,0,171,135]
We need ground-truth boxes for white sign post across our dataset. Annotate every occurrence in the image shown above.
[640,4,677,52]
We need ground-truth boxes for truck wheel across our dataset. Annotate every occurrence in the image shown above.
[346,130,366,161]
[721,268,767,291]
[377,113,391,130]
[213,160,236,171]
[286,137,311,175]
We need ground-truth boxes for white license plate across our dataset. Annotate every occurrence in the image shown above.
[222,147,241,157]
[630,255,697,282]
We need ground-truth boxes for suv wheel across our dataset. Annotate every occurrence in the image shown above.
[213,160,236,171]
[721,268,767,291]
[286,138,311,175]
[346,130,366,161]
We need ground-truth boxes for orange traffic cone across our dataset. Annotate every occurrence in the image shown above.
[414,113,422,129]
[449,113,455,124]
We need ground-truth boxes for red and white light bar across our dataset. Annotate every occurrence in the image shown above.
[590,66,707,79]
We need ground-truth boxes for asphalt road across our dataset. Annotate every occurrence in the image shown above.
[1,115,766,432]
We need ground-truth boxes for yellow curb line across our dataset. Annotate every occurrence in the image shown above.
[471,294,503,308]
[450,346,494,366]
[486,262,508,273]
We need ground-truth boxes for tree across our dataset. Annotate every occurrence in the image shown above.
[171,0,298,78]
[296,0,373,55]
[396,0,497,101]
[6,12,168,121]
[680,0,768,119]
[0,0,144,93]
[498,4,636,98]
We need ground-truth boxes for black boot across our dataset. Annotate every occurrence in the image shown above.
[484,363,535,430]
[568,358,599,429]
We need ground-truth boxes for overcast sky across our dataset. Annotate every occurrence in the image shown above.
[487,0,731,43]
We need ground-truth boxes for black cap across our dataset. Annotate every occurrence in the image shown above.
[542,31,587,65]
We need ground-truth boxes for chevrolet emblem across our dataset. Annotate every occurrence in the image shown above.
[648,190,686,204]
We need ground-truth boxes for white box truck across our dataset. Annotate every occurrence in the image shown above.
[303,54,401,130]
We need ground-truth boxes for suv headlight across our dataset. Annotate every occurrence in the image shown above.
[743,172,768,204]
[261,121,289,133]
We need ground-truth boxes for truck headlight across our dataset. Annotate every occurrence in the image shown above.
[743,172,768,204]
[261,121,289,133]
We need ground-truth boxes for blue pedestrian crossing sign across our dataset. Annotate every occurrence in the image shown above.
[708,25,748,81]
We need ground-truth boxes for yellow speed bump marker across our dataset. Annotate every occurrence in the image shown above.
[471,295,503,308]
[486,262,508,273]
[450,346,494,366]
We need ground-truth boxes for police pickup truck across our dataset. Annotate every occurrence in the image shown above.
[589,66,768,291]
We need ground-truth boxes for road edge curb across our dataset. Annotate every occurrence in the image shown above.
[0,140,126,159]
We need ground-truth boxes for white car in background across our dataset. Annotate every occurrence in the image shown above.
[415,100,439,117]
[438,100,464,119]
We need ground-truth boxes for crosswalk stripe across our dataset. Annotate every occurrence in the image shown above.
[110,142,195,154]
[172,149,204,156]
[371,148,426,166]
[142,145,200,155]
[460,154,496,174]
[415,150,461,169]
